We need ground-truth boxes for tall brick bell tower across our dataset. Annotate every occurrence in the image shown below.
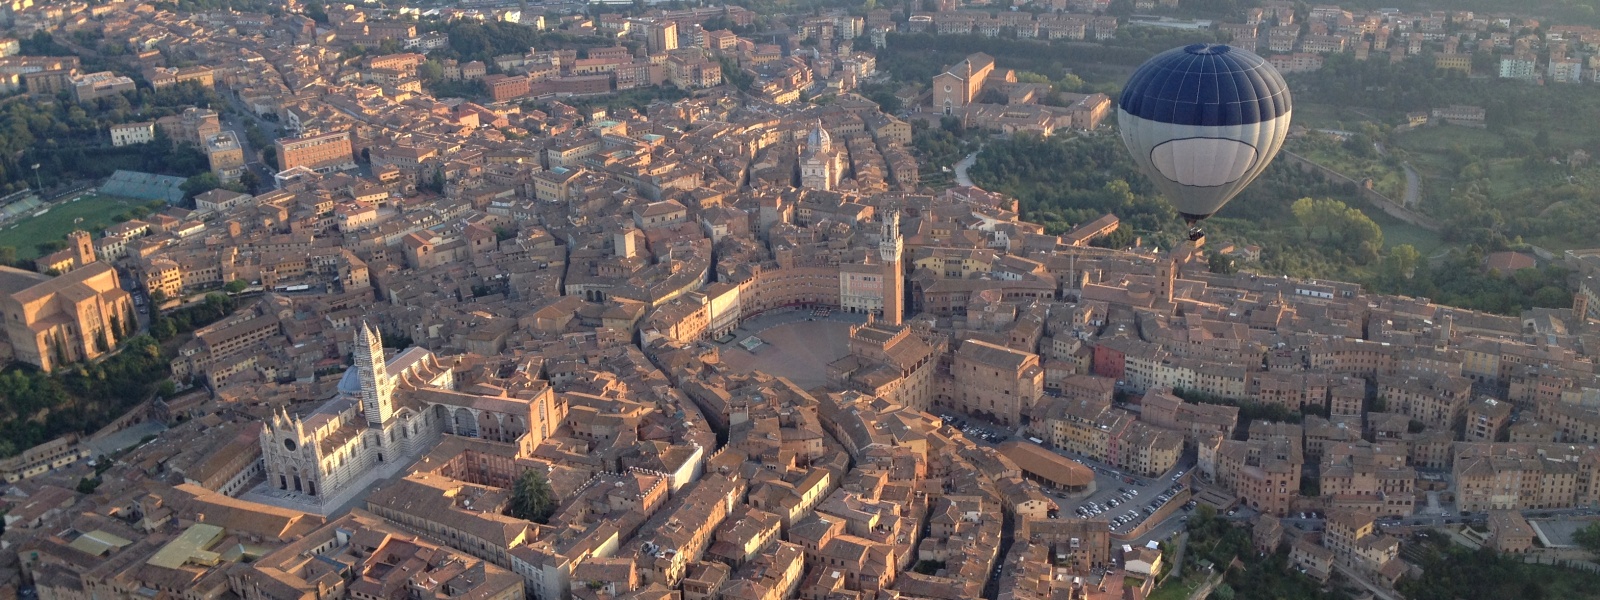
[880,208,904,326]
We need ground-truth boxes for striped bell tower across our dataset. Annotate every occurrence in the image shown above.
[356,322,394,426]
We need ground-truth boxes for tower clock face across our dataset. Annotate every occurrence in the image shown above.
[284,438,298,451]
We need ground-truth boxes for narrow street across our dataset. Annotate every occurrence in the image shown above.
[221,96,280,183]
[983,510,1016,600]
[1333,561,1402,600]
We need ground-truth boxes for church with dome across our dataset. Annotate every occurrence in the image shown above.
[799,121,845,191]
[259,323,563,510]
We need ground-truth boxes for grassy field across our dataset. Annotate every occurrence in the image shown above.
[1360,203,1446,256]
[1294,102,1403,131]
[1392,124,1596,218]
[1294,144,1408,201]
[0,194,155,260]
[1393,124,1503,154]
[1147,573,1205,600]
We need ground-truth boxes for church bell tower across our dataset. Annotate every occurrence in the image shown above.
[356,322,394,426]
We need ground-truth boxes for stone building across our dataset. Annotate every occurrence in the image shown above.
[947,339,1043,427]
[799,122,844,191]
[932,53,995,115]
[0,261,136,372]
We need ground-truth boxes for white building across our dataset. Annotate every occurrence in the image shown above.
[1500,56,1537,79]
[109,121,155,147]
[1549,59,1583,83]
[259,323,563,511]
[799,122,843,191]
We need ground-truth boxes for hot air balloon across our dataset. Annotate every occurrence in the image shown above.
[1118,43,1293,241]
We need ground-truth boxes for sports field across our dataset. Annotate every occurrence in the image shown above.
[0,194,157,260]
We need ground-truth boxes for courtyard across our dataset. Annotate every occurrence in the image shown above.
[715,307,869,389]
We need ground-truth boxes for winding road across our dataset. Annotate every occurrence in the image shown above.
[954,150,979,187]
[1376,141,1422,208]
[1401,163,1420,208]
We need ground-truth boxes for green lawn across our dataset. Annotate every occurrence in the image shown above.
[1394,124,1504,155]
[1296,145,1408,200]
[1147,573,1204,600]
[1359,204,1446,256]
[1294,102,1403,130]
[0,194,157,260]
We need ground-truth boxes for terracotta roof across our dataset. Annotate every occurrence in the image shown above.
[996,441,1093,488]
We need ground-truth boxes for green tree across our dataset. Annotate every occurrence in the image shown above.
[239,170,261,194]
[419,60,445,82]
[1575,521,1600,557]
[718,56,753,92]
[1383,244,1421,281]
[224,279,249,294]
[180,172,222,200]
[507,468,557,523]
[122,304,138,339]
[1208,252,1237,275]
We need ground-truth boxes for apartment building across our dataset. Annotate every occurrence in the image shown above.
[72,71,134,102]
[1377,373,1471,429]
[1029,395,1181,477]
[1324,510,1404,585]
[157,107,222,146]
[169,302,283,384]
[1500,55,1537,79]
[1465,397,1512,442]
[1540,401,1600,443]
[275,130,356,174]
[109,121,155,147]
[0,435,91,482]
[631,474,745,587]
[1139,388,1239,444]
[1320,441,1416,517]
[1452,443,1593,511]
[204,131,246,182]
[1209,436,1302,516]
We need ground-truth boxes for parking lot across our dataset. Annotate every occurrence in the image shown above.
[937,411,1199,536]
[938,413,1011,445]
[1069,467,1194,535]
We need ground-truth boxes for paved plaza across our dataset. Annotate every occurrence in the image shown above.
[716,308,866,389]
